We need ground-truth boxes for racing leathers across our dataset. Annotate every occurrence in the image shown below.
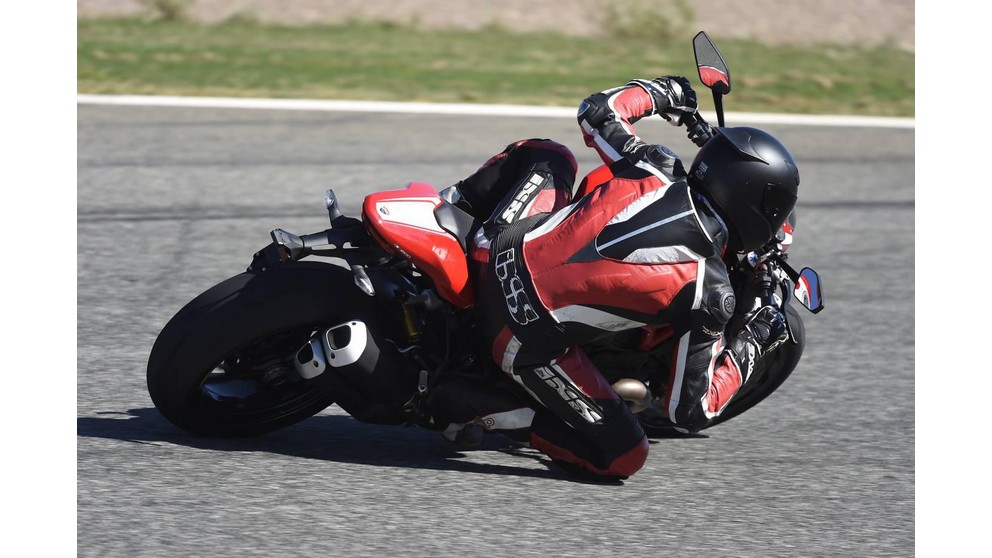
[429,77,787,479]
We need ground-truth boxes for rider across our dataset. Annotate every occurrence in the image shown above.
[426,75,800,480]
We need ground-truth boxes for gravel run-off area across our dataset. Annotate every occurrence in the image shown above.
[78,0,915,51]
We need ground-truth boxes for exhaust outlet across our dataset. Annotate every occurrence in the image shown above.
[294,321,376,379]
[294,338,328,379]
[612,379,651,413]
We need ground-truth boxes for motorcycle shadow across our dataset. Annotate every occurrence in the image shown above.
[78,408,691,484]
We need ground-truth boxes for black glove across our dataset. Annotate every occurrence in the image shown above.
[683,112,714,147]
[728,305,788,382]
[629,76,698,126]
[748,306,788,353]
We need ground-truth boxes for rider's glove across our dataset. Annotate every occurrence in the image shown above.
[685,115,713,147]
[728,305,788,382]
[629,76,698,126]
[743,305,789,355]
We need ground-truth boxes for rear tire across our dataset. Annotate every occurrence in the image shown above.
[146,262,378,437]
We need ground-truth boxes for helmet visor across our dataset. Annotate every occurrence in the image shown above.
[762,185,797,231]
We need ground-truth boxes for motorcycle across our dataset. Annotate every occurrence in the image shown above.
[146,31,824,442]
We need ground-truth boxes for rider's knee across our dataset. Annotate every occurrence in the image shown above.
[607,435,649,477]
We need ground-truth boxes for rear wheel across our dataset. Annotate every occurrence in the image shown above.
[146,262,378,437]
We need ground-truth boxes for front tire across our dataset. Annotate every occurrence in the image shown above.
[146,262,378,437]
[703,303,807,429]
[636,304,806,436]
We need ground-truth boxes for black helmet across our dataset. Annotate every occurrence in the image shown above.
[687,127,800,252]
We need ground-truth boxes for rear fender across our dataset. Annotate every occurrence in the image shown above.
[363,182,476,309]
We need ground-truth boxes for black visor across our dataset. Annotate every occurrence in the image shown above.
[762,184,798,229]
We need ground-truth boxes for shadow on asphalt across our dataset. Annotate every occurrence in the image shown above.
[76,408,700,485]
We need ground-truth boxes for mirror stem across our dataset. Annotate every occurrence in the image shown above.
[713,92,725,127]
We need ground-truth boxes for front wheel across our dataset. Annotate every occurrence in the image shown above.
[636,304,806,436]
[146,262,379,437]
[702,303,807,429]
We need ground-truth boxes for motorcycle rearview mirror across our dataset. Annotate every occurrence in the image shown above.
[693,31,731,127]
[793,267,824,314]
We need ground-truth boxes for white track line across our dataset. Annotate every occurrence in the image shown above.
[76,94,915,129]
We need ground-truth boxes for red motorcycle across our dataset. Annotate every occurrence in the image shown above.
[147,32,824,439]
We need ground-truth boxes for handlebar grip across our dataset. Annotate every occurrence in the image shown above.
[684,112,713,147]
[751,261,776,307]
[760,286,775,308]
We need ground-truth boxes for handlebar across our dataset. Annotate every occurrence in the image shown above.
[745,248,783,309]
[682,111,714,147]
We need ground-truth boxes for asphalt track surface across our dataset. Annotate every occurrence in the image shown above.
[77,104,914,557]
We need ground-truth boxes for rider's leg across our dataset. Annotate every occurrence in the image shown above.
[424,376,536,446]
[508,347,649,479]
[441,138,577,223]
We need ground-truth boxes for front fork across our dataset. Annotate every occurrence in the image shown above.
[742,250,800,346]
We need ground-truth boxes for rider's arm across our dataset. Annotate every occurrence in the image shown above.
[665,324,747,433]
[663,269,788,433]
[577,76,697,167]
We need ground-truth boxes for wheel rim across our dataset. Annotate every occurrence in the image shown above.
[196,325,329,423]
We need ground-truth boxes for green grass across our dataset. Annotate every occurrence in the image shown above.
[77,18,915,117]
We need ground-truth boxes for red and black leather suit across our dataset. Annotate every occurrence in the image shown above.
[431,79,761,479]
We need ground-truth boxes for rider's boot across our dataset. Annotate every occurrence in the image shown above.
[424,377,535,448]
[440,422,486,447]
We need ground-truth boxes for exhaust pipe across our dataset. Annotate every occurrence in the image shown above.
[294,321,376,379]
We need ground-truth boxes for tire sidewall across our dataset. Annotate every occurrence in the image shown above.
[147,262,379,436]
